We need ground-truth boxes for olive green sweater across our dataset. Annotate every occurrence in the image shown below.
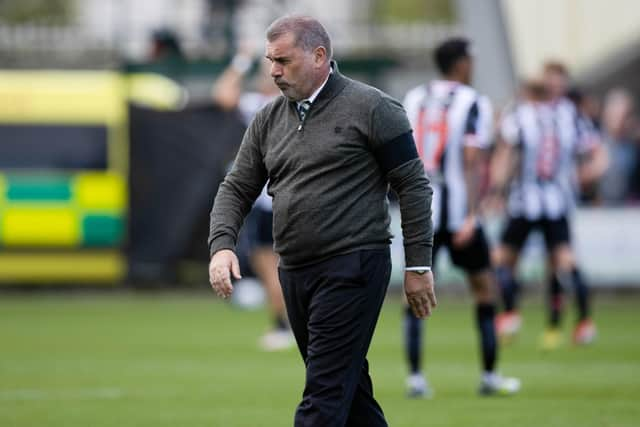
[209,64,433,269]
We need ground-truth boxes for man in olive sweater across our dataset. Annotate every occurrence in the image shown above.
[208,15,436,427]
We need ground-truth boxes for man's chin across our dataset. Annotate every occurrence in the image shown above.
[280,88,300,101]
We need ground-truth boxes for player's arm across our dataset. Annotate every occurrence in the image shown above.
[575,118,608,188]
[489,138,517,195]
[208,113,268,297]
[454,100,489,246]
[577,143,608,188]
[463,101,483,205]
[370,96,436,318]
[488,109,520,202]
[211,45,255,111]
[463,144,484,216]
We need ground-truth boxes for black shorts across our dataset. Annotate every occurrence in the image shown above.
[244,205,274,249]
[433,226,491,274]
[501,216,571,251]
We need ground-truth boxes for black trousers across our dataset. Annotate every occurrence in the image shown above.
[279,249,391,427]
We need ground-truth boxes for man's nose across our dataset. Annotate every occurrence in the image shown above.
[271,63,282,77]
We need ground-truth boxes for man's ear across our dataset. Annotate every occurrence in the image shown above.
[314,46,327,66]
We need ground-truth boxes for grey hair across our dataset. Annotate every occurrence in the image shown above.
[266,15,332,58]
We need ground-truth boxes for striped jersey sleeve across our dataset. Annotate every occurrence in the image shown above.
[463,95,494,149]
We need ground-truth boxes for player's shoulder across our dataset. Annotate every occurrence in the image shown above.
[476,93,493,115]
[454,83,485,108]
[457,82,478,97]
[557,96,576,109]
[508,100,533,117]
[499,100,528,130]
[557,96,579,117]
[404,83,428,100]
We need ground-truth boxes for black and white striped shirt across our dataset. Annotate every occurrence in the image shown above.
[499,97,597,220]
[404,80,493,232]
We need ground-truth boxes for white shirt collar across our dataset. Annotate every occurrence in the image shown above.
[298,69,332,107]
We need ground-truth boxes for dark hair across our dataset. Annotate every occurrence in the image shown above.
[434,37,470,75]
[151,29,183,59]
[544,61,569,77]
[266,15,332,58]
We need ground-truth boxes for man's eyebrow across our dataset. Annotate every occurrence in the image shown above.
[266,54,288,62]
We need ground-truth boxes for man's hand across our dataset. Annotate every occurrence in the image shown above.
[452,215,476,248]
[404,271,437,319]
[208,249,242,298]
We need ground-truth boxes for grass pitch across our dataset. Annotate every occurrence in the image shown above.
[1,290,639,426]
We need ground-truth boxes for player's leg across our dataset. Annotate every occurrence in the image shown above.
[570,266,596,345]
[547,266,565,329]
[450,227,520,395]
[249,207,294,351]
[553,249,591,333]
[549,218,596,344]
[403,303,430,398]
[494,245,520,312]
[250,247,294,350]
[547,218,595,346]
[494,217,531,339]
[402,233,442,398]
[539,248,570,350]
[468,270,498,381]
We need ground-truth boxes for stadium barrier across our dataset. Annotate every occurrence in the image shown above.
[389,207,640,288]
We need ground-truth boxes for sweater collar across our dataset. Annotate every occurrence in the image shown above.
[313,60,348,107]
[289,60,348,112]
[298,69,332,107]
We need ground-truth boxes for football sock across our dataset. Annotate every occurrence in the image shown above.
[496,266,520,312]
[404,306,423,374]
[556,268,591,322]
[549,273,565,328]
[476,304,497,373]
[275,315,289,331]
[571,268,591,321]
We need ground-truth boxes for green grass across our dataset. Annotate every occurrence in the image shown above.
[1,291,639,427]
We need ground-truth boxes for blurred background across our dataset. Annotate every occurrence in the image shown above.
[1,0,639,288]
[1,1,639,426]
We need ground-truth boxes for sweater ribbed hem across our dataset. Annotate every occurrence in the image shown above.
[209,236,235,259]
[404,243,433,268]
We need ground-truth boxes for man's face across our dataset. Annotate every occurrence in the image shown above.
[266,32,318,101]
[459,56,473,85]
[544,70,568,100]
